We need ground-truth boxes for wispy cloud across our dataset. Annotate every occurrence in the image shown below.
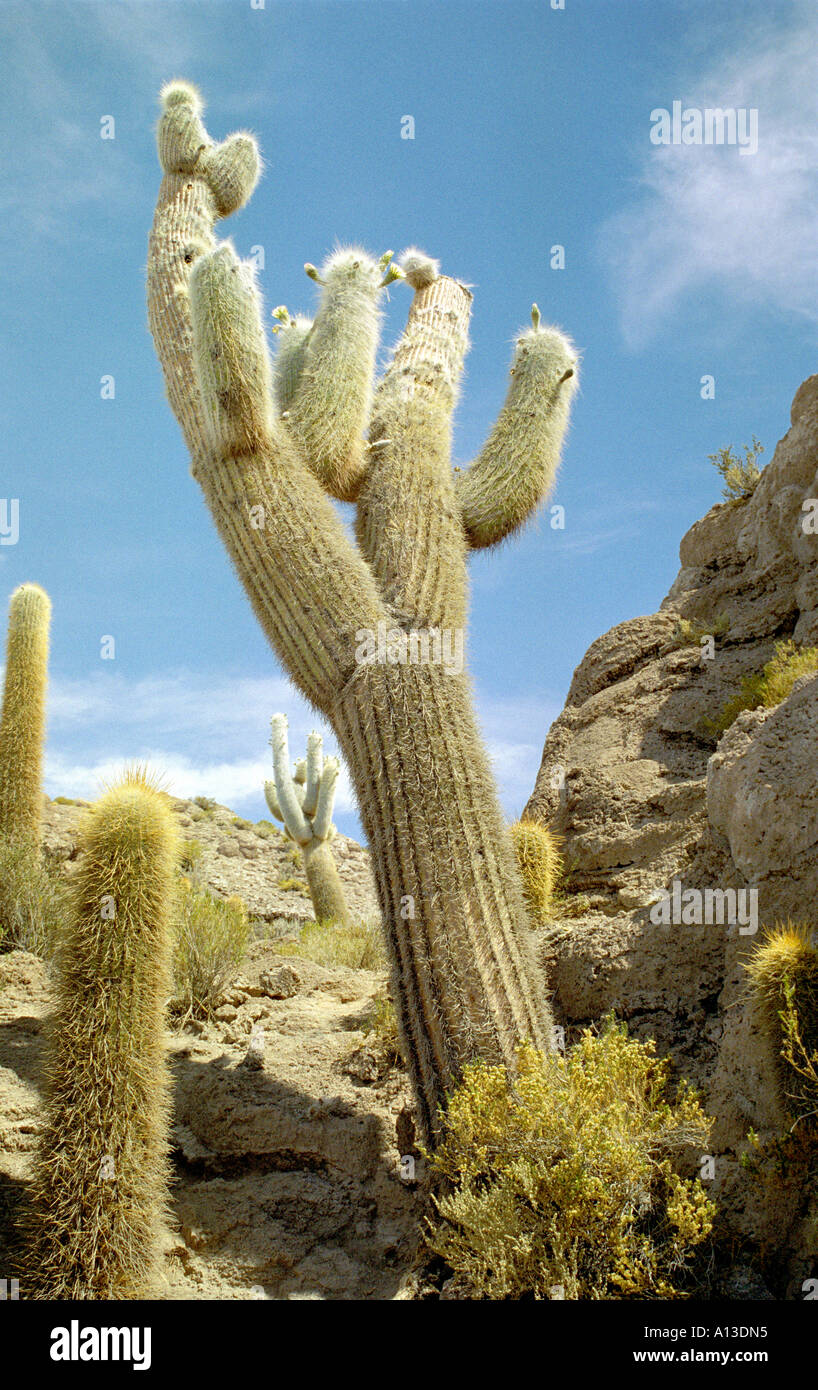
[32,670,558,830]
[602,5,818,346]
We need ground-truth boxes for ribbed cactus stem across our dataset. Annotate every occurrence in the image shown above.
[0,583,51,847]
[272,311,314,412]
[270,713,311,844]
[286,248,387,502]
[25,774,177,1298]
[457,312,578,548]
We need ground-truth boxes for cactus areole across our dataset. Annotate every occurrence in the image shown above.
[147,82,578,1139]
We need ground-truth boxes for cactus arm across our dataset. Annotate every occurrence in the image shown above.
[355,254,472,628]
[302,731,323,818]
[0,583,51,848]
[263,779,282,821]
[271,311,314,413]
[284,249,392,503]
[456,309,579,550]
[148,86,389,714]
[270,714,312,845]
[311,755,339,841]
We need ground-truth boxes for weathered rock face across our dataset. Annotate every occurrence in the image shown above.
[525,374,818,1294]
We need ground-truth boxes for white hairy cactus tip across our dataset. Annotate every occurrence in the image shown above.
[399,248,441,290]
[160,79,203,115]
[514,319,579,383]
[320,246,383,288]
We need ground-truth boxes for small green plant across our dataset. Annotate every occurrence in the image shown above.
[425,1022,715,1300]
[277,917,385,970]
[708,436,763,502]
[0,837,70,956]
[277,876,310,896]
[52,796,83,806]
[191,795,216,817]
[231,816,252,830]
[171,880,251,1020]
[361,993,404,1069]
[253,818,280,840]
[178,837,204,873]
[672,613,730,648]
[705,639,818,738]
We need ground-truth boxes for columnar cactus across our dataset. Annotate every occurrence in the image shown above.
[147,83,578,1139]
[26,773,177,1298]
[264,714,353,929]
[0,583,51,847]
[510,818,562,926]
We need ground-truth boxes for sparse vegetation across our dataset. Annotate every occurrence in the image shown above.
[191,796,217,818]
[0,837,69,956]
[179,837,204,873]
[708,436,764,503]
[231,816,252,830]
[253,819,281,840]
[277,917,385,970]
[360,993,404,1070]
[171,879,251,1020]
[277,876,310,896]
[672,613,730,649]
[705,639,818,738]
[425,1022,715,1300]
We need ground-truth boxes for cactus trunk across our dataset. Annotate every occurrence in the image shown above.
[25,776,177,1298]
[302,841,353,929]
[335,663,552,1138]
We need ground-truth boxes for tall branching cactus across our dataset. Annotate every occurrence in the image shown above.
[0,583,51,847]
[26,774,177,1298]
[264,714,352,929]
[147,82,578,1139]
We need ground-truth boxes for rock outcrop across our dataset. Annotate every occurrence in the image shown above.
[526,374,818,1296]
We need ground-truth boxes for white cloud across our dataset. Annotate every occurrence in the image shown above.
[602,7,818,345]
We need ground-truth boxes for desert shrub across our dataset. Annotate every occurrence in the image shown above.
[425,1022,715,1300]
[706,639,818,738]
[191,795,216,818]
[361,993,404,1068]
[744,922,818,1127]
[285,845,303,867]
[0,837,70,956]
[253,819,280,840]
[232,816,252,830]
[277,876,310,896]
[708,436,763,502]
[278,917,385,970]
[51,796,83,807]
[178,837,204,873]
[171,879,251,1020]
[672,613,730,648]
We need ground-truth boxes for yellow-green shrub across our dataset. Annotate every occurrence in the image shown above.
[707,640,818,738]
[171,880,250,1019]
[426,1022,715,1300]
[0,838,69,956]
[278,917,385,970]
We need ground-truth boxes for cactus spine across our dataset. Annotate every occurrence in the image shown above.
[26,773,177,1298]
[147,84,578,1140]
[510,818,562,925]
[264,715,352,929]
[0,583,51,848]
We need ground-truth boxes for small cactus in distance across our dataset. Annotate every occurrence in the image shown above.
[264,714,352,929]
[0,583,51,848]
[25,771,178,1298]
[509,818,561,926]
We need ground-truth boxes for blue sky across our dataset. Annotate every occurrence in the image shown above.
[1,0,816,837]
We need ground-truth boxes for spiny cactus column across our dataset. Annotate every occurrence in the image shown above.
[0,583,51,847]
[147,83,578,1139]
[510,818,562,926]
[26,774,177,1298]
[264,715,353,929]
